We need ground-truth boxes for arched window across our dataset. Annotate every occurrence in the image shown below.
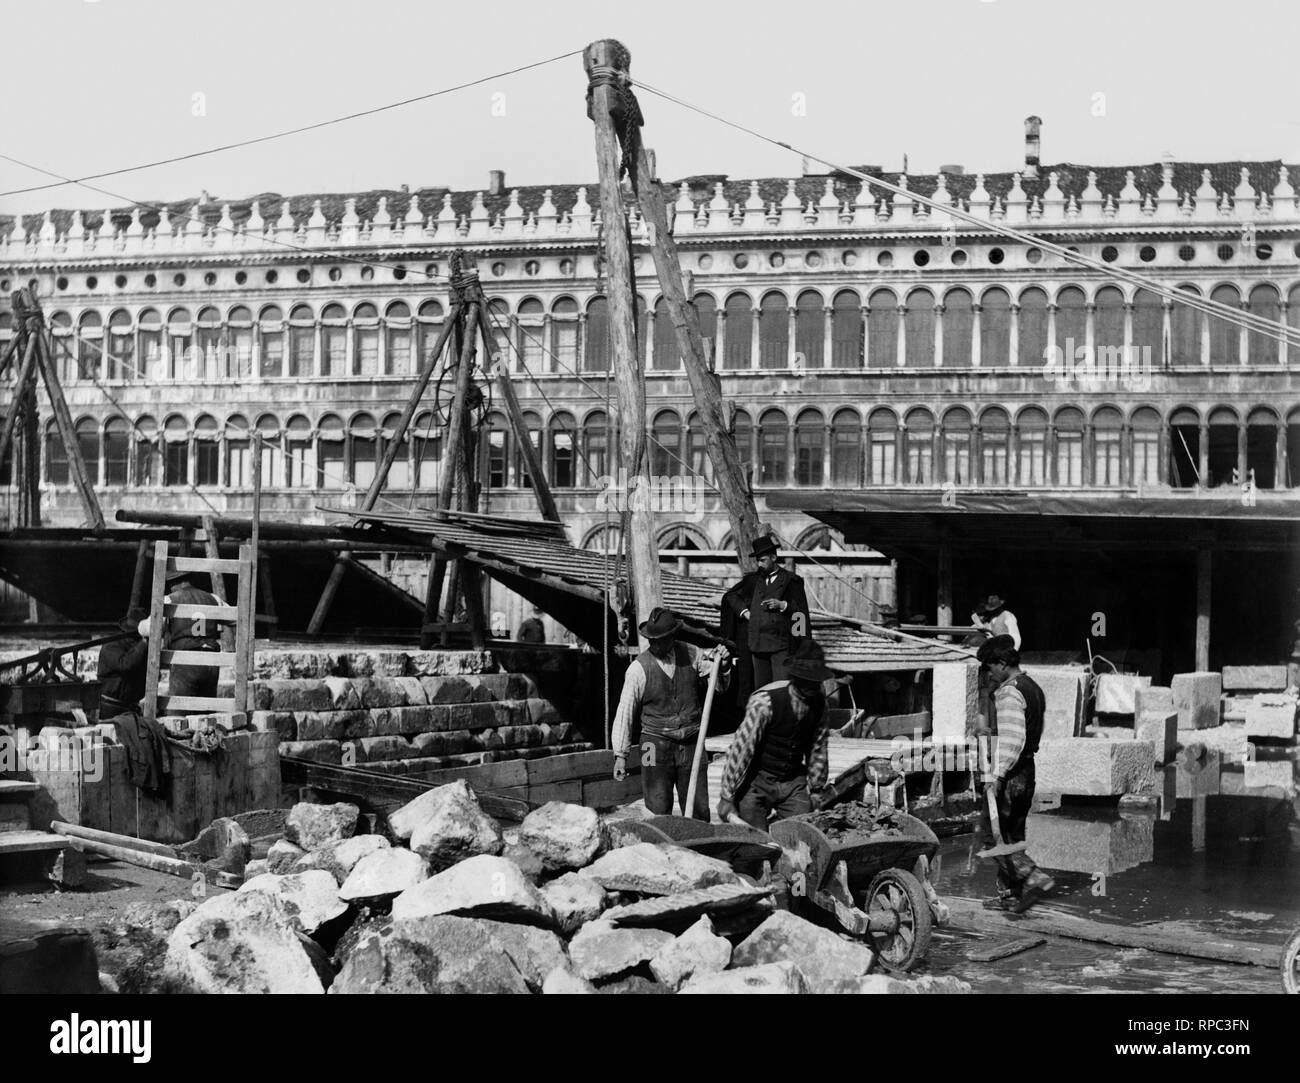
[1290,286,1300,369]
[652,297,677,370]
[758,291,788,369]
[412,410,441,489]
[487,412,510,488]
[584,297,610,372]
[320,303,347,376]
[316,413,345,489]
[384,301,412,376]
[686,413,710,481]
[1171,286,1202,366]
[258,304,284,378]
[583,523,623,555]
[196,306,222,381]
[795,290,824,368]
[831,408,862,487]
[349,412,378,488]
[74,417,99,484]
[194,414,219,485]
[651,410,683,478]
[980,288,1010,367]
[1247,285,1280,366]
[288,304,314,378]
[794,408,825,486]
[1131,289,1162,371]
[942,288,973,367]
[162,415,188,486]
[417,299,445,373]
[285,414,314,488]
[1209,285,1240,364]
[1206,406,1239,488]
[1094,287,1125,377]
[552,297,579,371]
[692,294,718,368]
[257,413,282,488]
[517,298,544,371]
[138,308,163,380]
[1018,287,1049,367]
[867,408,898,485]
[980,407,1010,485]
[904,289,935,367]
[1054,287,1086,370]
[658,524,708,553]
[227,305,253,379]
[904,408,934,484]
[1245,406,1277,489]
[225,414,251,488]
[831,290,862,367]
[516,411,542,489]
[868,289,898,368]
[1131,407,1161,486]
[45,419,69,484]
[77,311,103,380]
[1092,406,1123,486]
[486,298,511,364]
[941,407,971,484]
[1169,407,1200,488]
[549,412,576,488]
[723,293,752,369]
[104,416,130,483]
[1016,407,1048,486]
[135,415,159,486]
[1054,406,1084,486]
[49,310,74,383]
[107,309,134,380]
[733,408,754,485]
[583,410,609,485]
[758,409,788,485]
[351,303,379,376]
[1286,406,1300,488]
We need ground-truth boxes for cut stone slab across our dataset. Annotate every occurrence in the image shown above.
[1134,685,1175,722]
[284,802,360,851]
[252,679,334,712]
[388,778,503,867]
[931,662,979,740]
[1172,672,1222,731]
[238,870,349,935]
[517,801,606,871]
[543,967,597,994]
[568,922,675,982]
[1222,665,1289,692]
[1134,711,1178,764]
[331,915,528,994]
[278,740,341,765]
[478,919,570,991]
[540,872,608,935]
[1177,722,1251,765]
[339,847,428,903]
[1033,738,1156,797]
[1094,673,1151,716]
[293,834,391,884]
[391,854,556,927]
[731,910,874,986]
[267,839,306,874]
[1243,694,1297,740]
[1022,666,1089,741]
[1241,758,1297,796]
[649,915,731,990]
[584,843,745,896]
[603,882,774,928]
[1025,810,1154,875]
[678,961,807,994]
[164,891,327,994]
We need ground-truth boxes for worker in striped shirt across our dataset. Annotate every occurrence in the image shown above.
[977,634,1055,913]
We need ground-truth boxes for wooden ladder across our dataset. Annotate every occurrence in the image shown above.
[142,540,254,722]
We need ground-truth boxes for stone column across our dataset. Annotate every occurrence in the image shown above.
[313,321,322,378]
[749,307,761,371]
[1161,300,1173,370]
[1008,302,1020,367]
[1237,423,1248,486]
[1198,422,1209,487]
[787,306,797,368]
[1279,301,1289,368]
[971,304,982,368]
[821,420,831,486]
[1200,307,1211,366]
[1238,303,1248,366]
[714,310,726,371]
[1158,421,1170,486]
[896,305,907,367]
[1084,302,1096,367]
[821,306,834,369]
[934,304,945,367]
[1046,304,1058,372]
[1275,423,1288,489]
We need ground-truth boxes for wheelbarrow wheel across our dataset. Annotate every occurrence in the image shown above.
[864,868,932,973]
[1283,927,1300,994]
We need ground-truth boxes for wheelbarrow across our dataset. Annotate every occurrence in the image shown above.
[770,801,943,972]
[612,815,784,880]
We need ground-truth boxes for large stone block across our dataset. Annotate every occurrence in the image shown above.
[252,651,343,680]
[411,729,476,758]
[278,740,342,765]
[1171,672,1222,730]
[1241,758,1297,797]
[1134,711,1178,764]
[1243,694,1297,740]
[1177,722,1251,765]
[1222,665,1289,692]
[1022,666,1088,740]
[294,710,368,742]
[1094,673,1151,716]
[353,678,414,709]
[340,650,410,678]
[250,711,296,740]
[352,735,415,763]
[253,679,334,712]
[1134,685,1175,722]
[408,650,495,676]
[1034,738,1156,797]
[527,699,564,726]
[1025,810,1154,875]
[931,662,979,741]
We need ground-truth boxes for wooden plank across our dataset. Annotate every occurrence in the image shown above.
[81,743,114,833]
[143,540,169,723]
[233,545,253,714]
[420,759,530,790]
[51,821,178,858]
[163,602,238,621]
[965,936,1047,963]
[217,733,249,821]
[158,745,194,845]
[583,776,645,808]
[156,695,238,713]
[193,749,217,843]
[0,830,69,855]
[160,650,237,667]
[521,779,583,805]
[0,780,40,796]
[526,749,620,786]
[167,556,242,576]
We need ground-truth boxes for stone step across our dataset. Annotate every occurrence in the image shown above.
[278,722,582,766]
[249,674,545,713]
[252,697,569,741]
[0,830,69,856]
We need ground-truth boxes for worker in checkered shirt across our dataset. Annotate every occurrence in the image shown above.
[977,634,1055,913]
[716,641,836,830]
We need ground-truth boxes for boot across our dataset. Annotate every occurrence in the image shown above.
[1012,869,1056,914]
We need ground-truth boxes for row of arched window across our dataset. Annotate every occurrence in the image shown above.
[7,280,1299,382]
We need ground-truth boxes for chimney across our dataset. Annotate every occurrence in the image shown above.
[938,164,965,176]
[488,170,506,196]
[1024,116,1042,178]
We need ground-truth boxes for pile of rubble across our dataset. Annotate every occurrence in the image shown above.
[135,784,969,995]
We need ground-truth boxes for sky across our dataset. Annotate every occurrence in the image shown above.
[3,0,1298,218]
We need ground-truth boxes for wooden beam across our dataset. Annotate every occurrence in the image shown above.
[128,539,150,612]
[34,327,104,530]
[1195,545,1211,671]
[583,39,663,630]
[0,333,40,472]
[306,549,350,636]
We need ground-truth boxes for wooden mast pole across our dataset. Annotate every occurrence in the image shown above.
[584,39,662,630]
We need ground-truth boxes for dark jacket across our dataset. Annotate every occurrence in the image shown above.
[518,617,546,644]
[746,567,810,655]
[98,636,149,711]
[721,570,762,703]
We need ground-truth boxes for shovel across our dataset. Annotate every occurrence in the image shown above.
[684,652,724,817]
[975,737,1028,859]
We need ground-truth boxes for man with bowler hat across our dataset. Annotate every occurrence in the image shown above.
[737,534,809,689]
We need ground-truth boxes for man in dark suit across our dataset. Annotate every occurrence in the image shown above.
[738,535,809,689]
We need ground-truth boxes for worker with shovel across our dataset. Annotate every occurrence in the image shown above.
[976,634,1055,913]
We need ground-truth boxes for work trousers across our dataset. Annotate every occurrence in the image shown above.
[640,732,710,820]
[979,759,1049,897]
[735,769,812,831]
[750,649,790,690]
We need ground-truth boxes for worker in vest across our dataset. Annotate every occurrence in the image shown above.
[610,607,730,819]
[973,593,1021,650]
[716,641,835,830]
[138,569,223,707]
[739,535,809,689]
[977,634,1055,912]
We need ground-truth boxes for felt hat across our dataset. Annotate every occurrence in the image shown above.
[786,641,836,683]
[985,593,1005,610]
[638,606,683,639]
[165,566,194,586]
[751,535,779,558]
[976,634,1017,666]
[118,605,149,633]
